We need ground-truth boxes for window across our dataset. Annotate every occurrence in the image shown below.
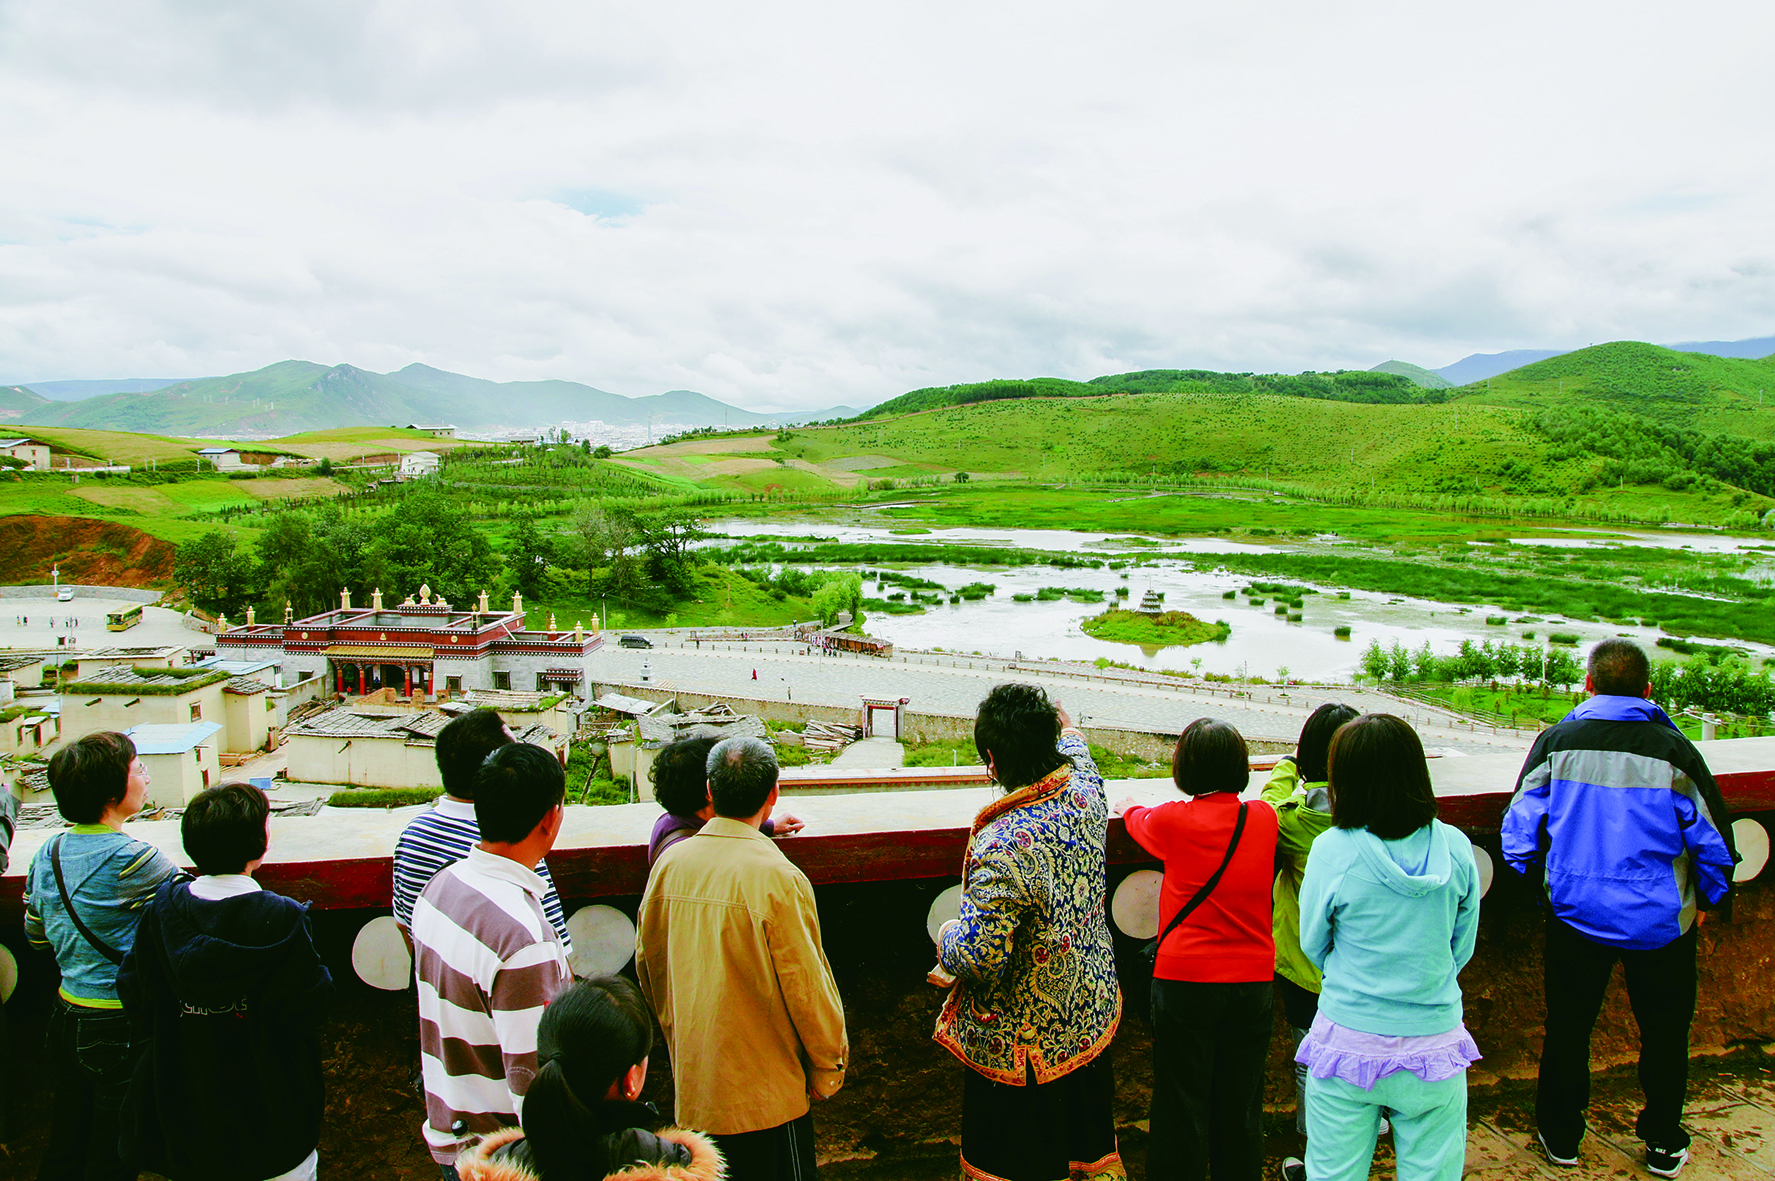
[536,673,549,691]
[493,671,511,690]
[190,703,202,721]
[446,676,462,696]
[202,768,210,788]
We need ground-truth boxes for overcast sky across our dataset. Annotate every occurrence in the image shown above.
[2,0,1771,410]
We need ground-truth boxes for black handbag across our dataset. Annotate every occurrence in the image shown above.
[1139,801,1249,974]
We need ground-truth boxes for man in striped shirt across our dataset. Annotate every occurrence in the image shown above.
[412,740,573,1177]
[393,707,572,951]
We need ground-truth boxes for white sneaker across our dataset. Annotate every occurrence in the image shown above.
[1280,1157,1306,1181]
[1645,1144,1689,1178]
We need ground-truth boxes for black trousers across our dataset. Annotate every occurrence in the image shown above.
[1536,914,1698,1152]
[712,1112,818,1181]
[961,1053,1123,1181]
[37,998,138,1181]
[1149,978,1273,1181]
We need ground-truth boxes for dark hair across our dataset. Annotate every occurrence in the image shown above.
[974,683,1069,790]
[1171,718,1249,795]
[1588,638,1650,697]
[1295,702,1361,784]
[707,737,778,819]
[182,782,271,876]
[472,742,566,843]
[651,735,720,817]
[48,731,136,825]
[521,975,655,1178]
[435,708,512,799]
[1327,714,1437,840]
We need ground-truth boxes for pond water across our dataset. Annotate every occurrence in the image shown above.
[708,519,1282,555]
[707,520,1773,683]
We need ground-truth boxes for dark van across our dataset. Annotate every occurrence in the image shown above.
[619,634,653,649]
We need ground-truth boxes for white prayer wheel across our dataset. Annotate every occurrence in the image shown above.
[1110,869,1164,940]
[926,885,964,945]
[0,943,17,1004]
[1732,818,1770,883]
[351,915,412,991]
[566,904,636,978]
[1472,843,1495,899]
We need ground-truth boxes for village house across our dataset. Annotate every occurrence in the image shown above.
[0,437,52,471]
[0,654,47,690]
[405,423,456,438]
[280,704,564,789]
[398,450,441,477]
[123,721,223,806]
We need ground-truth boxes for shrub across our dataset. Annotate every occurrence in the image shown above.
[1548,632,1581,645]
[1334,625,1352,638]
[1486,616,1507,625]
[1289,613,1303,622]
[1274,605,1288,615]
[1222,590,1236,599]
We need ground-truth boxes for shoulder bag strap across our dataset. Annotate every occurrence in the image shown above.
[1153,801,1248,958]
[50,834,126,966]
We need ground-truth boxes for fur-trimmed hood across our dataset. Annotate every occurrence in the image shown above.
[456,1125,726,1181]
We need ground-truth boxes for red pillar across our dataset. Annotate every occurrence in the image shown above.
[404,666,412,696]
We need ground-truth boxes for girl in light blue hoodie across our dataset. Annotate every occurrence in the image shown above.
[1288,714,1481,1181]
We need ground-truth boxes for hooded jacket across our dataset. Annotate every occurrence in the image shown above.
[1261,757,1336,993]
[455,1119,724,1181]
[117,876,334,1181]
[1501,695,1736,950]
[1298,819,1480,1037]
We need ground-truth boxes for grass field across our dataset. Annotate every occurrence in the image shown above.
[6,425,215,466]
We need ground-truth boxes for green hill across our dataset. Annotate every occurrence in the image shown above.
[853,368,1435,420]
[1370,360,1453,390]
[0,385,52,422]
[1456,341,1775,437]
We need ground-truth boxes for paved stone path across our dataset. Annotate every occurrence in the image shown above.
[828,737,906,768]
[594,642,1535,755]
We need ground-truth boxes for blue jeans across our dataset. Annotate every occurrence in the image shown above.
[37,998,138,1181]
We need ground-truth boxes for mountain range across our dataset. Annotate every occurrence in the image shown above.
[0,361,858,437]
[1403,334,1775,386]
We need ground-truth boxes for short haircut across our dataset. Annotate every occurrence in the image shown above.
[472,741,566,843]
[1589,638,1650,697]
[1171,718,1249,795]
[651,735,720,817]
[973,683,1069,790]
[48,731,136,825]
[435,708,512,799]
[1327,714,1438,841]
[1295,702,1361,784]
[182,782,271,876]
[706,737,778,819]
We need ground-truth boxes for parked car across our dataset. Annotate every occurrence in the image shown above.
[619,634,653,649]
[56,587,73,602]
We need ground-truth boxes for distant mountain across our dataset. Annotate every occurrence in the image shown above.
[1661,335,1775,360]
[6,359,865,437]
[1433,349,1567,385]
[21,378,197,401]
[1369,360,1452,390]
[20,361,457,436]
[0,385,52,421]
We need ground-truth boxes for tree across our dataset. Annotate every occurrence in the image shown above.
[174,531,251,613]
[954,471,970,483]
[315,456,335,477]
[593,445,613,459]
[1361,639,1388,681]
[1386,640,1411,682]
[372,488,497,605]
[575,503,641,598]
[506,509,554,599]
[810,571,864,627]
[1544,648,1583,691]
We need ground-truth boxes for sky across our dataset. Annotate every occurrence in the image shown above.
[2,0,1772,412]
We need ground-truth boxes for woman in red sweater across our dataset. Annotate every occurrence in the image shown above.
[1116,719,1279,1181]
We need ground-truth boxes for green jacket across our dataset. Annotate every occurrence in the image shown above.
[1263,757,1335,993]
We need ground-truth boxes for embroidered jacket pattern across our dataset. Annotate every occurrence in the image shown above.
[934,730,1122,1084]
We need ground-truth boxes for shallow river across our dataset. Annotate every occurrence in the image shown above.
[708,520,1769,683]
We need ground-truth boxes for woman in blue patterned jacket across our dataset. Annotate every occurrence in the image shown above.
[934,683,1125,1181]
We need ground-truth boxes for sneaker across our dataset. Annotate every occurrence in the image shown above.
[1538,1131,1580,1167]
[1281,1157,1307,1181]
[1378,1116,1391,1136]
[1645,1144,1689,1178]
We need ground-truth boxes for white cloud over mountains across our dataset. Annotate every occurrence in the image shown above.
[1,0,1772,410]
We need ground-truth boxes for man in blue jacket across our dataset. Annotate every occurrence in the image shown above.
[1503,638,1736,1179]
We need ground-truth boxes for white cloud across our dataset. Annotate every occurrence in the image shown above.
[1,0,1772,409]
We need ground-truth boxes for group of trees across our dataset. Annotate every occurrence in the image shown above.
[1536,405,1775,501]
[1360,638,1585,689]
[173,488,498,618]
[1359,635,1775,717]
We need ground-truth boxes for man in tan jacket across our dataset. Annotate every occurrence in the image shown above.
[637,736,848,1181]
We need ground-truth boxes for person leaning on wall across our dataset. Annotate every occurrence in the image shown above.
[933,683,1125,1181]
[1114,718,1279,1181]
[1287,714,1482,1181]
[1502,638,1738,1178]
[23,731,182,1180]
